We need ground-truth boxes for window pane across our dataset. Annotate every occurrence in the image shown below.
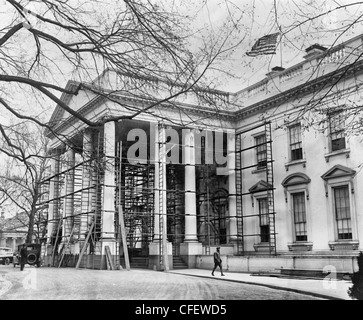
[332,137,346,151]
[258,198,270,242]
[289,124,303,160]
[334,186,352,240]
[255,135,267,169]
[329,112,346,151]
[292,192,307,242]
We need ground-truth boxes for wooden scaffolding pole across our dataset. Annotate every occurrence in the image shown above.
[118,141,130,270]
[75,220,95,269]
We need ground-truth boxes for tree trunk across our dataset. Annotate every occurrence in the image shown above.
[26,205,36,243]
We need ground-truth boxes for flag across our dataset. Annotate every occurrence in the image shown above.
[246,33,280,57]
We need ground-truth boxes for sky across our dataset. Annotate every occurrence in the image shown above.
[1,0,363,93]
[194,0,363,92]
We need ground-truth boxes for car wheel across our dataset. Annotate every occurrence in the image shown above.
[27,253,37,265]
[5,258,10,265]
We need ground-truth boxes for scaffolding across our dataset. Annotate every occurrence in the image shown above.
[39,120,251,270]
[235,121,276,255]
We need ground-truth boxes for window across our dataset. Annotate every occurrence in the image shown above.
[333,186,352,240]
[292,192,307,241]
[329,111,346,151]
[258,198,270,242]
[255,134,267,170]
[289,124,303,161]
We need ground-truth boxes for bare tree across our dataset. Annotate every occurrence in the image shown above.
[0,0,243,137]
[251,1,363,135]
[0,123,51,243]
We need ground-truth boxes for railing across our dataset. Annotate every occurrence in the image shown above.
[320,46,346,65]
[279,65,303,83]
[247,81,268,98]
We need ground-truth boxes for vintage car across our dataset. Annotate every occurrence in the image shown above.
[12,250,19,267]
[0,247,14,265]
[15,243,42,267]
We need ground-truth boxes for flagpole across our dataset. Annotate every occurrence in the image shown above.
[279,26,283,67]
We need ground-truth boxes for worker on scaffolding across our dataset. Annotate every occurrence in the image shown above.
[211,247,225,276]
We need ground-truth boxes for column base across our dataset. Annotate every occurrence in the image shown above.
[101,240,116,255]
[180,242,203,268]
[149,242,173,271]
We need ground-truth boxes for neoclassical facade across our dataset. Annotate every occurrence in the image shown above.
[43,33,363,274]
[0,211,27,251]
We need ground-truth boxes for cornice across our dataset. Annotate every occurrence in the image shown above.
[47,91,236,138]
[235,58,363,120]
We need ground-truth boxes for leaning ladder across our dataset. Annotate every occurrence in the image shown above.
[58,224,75,268]
[51,217,63,267]
[158,124,169,271]
[117,141,130,270]
[75,220,95,269]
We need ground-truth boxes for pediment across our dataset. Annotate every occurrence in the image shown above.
[321,164,356,181]
[47,80,81,127]
[249,180,272,193]
[282,173,311,187]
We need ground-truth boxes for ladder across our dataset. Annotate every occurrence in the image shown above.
[58,224,75,267]
[51,217,63,267]
[117,141,130,270]
[235,133,244,255]
[265,122,277,255]
[75,220,95,269]
[158,124,169,271]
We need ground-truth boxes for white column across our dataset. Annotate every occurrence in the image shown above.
[63,148,75,239]
[47,154,58,244]
[80,129,93,241]
[12,238,17,251]
[227,132,238,243]
[102,121,116,255]
[180,129,202,267]
[183,129,198,242]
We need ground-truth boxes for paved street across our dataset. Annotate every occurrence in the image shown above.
[0,265,323,300]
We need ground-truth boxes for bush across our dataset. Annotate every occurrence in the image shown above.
[348,252,363,300]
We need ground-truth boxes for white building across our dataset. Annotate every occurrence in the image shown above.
[42,33,363,276]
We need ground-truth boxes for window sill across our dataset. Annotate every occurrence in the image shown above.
[287,242,313,252]
[328,240,359,251]
[253,242,274,252]
[285,159,306,171]
[324,149,350,162]
[252,168,267,174]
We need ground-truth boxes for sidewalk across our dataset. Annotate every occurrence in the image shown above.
[169,268,353,300]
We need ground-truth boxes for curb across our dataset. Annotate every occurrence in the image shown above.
[169,271,346,300]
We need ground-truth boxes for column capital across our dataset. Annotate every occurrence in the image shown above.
[48,146,65,157]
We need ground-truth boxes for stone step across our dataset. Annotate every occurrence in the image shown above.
[172,256,187,269]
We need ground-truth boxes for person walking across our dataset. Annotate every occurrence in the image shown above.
[212,247,225,276]
[19,245,27,271]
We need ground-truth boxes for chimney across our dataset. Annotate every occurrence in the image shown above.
[266,66,285,77]
[304,44,327,59]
